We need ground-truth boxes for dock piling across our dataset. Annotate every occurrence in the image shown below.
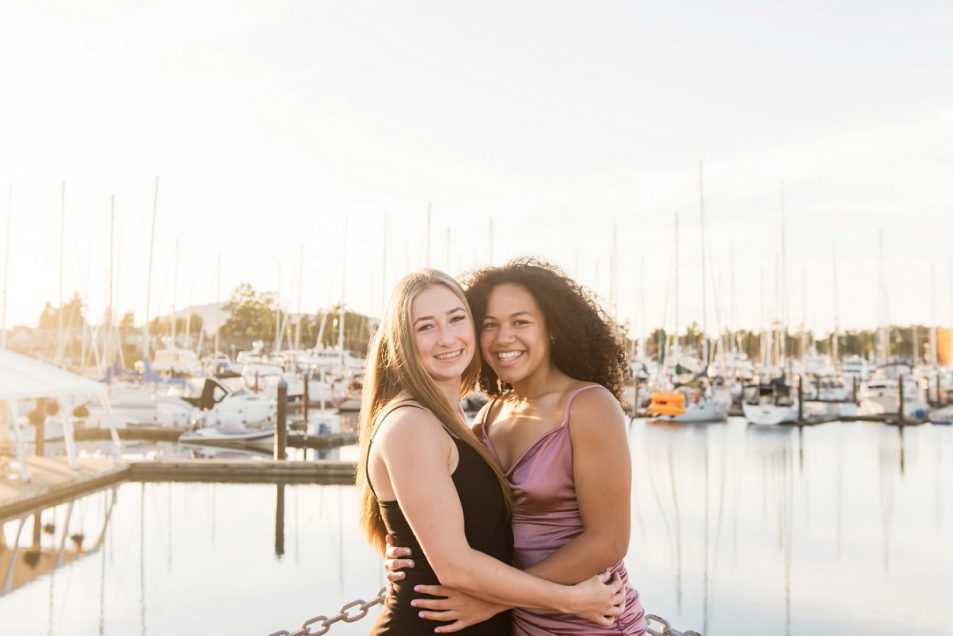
[275,379,287,460]
[852,376,858,403]
[797,375,804,423]
[897,374,905,425]
[302,373,309,422]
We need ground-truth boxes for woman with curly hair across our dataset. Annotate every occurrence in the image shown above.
[387,259,646,635]
[359,269,624,635]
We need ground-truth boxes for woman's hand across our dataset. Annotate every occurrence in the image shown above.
[384,534,414,594]
[411,584,507,634]
[567,570,626,626]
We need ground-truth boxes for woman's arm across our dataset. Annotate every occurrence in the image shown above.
[522,387,632,584]
[373,407,620,614]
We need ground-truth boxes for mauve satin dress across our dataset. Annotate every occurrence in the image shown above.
[480,385,646,635]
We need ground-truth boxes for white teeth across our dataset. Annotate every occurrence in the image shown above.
[496,351,524,360]
[435,349,463,360]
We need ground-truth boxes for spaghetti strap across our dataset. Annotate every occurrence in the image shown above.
[365,400,426,500]
[561,384,604,425]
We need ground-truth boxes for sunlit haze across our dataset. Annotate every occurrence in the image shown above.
[2,1,952,336]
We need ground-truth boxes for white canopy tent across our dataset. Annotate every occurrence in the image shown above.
[0,349,121,481]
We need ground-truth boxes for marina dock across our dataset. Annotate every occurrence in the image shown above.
[0,456,125,522]
[0,457,359,521]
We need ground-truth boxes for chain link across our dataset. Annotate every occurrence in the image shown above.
[645,613,704,636]
[268,588,387,636]
[269,592,702,636]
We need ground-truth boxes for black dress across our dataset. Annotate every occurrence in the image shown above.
[367,403,513,635]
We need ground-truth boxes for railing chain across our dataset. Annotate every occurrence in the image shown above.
[268,587,387,636]
[646,612,704,636]
[271,593,702,636]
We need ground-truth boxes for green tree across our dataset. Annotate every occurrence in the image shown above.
[149,312,205,336]
[38,293,86,328]
[220,283,279,343]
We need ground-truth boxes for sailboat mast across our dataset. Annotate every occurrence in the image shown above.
[295,243,304,351]
[214,254,221,358]
[56,181,65,365]
[832,242,840,364]
[699,161,708,364]
[638,253,646,360]
[930,262,937,367]
[105,196,115,367]
[877,230,889,364]
[674,211,680,358]
[143,177,159,361]
[730,240,736,355]
[1,186,11,349]
[274,264,282,352]
[171,240,178,345]
[338,215,348,368]
[779,181,788,368]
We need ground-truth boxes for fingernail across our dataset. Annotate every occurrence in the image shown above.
[410,600,417,607]
[408,560,415,568]
[414,585,421,592]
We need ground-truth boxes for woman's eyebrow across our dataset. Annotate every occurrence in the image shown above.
[482,310,532,321]
[414,306,465,325]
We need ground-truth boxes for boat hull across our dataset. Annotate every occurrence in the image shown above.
[743,401,798,426]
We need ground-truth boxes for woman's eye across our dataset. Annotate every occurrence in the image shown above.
[450,315,466,323]
[482,322,497,330]
[417,324,433,332]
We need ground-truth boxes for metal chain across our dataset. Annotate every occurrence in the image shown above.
[646,613,704,636]
[269,593,702,636]
[268,587,387,636]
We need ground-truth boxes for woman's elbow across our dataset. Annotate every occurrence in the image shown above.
[429,555,471,590]
[607,534,629,563]
[595,530,630,564]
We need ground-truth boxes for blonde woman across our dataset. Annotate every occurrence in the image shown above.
[358,269,624,635]
[386,260,645,634]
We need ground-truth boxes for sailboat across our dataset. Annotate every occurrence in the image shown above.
[744,184,798,426]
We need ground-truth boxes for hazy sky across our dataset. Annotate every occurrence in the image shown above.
[1,1,952,338]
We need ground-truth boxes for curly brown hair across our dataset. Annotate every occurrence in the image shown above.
[462,257,629,402]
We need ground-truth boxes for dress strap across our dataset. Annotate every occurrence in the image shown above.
[561,384,604,425]
[365,400,427,500]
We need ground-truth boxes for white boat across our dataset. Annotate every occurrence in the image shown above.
[803,375,858,418]
[241,363,304,399]
[841,356,871,382]
[929,405,953,425]
[179,421,275,447]
[647,379,730,423]
[184,378,274,427]
[860,362,929,418]
[85,383,194,428]
[743,381,798,425]
[150,348,202,376]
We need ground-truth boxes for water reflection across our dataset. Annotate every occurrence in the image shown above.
[0,420,950,635]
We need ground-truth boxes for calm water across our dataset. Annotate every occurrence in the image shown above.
[1,419,950,635]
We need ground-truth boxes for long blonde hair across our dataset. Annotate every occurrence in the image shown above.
[357,269,512,553]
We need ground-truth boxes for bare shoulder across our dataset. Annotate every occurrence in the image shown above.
[470,400,492,436]
[567,385,626,436]
[374,402,447,453]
